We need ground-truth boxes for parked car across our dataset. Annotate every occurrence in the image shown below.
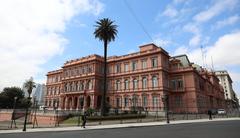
[217,109,226,114]
[210,109,218,115]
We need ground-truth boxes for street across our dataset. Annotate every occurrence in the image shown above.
[1,120,240,138]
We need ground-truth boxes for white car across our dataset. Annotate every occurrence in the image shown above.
[217,109,226,114]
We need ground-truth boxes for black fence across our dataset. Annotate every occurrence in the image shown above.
[0,107,239,130]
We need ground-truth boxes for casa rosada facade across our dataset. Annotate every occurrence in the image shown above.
[45,43,226,113]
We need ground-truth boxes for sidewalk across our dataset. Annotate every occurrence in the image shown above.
[0,118,239,134]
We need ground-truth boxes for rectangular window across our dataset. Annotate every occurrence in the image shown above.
[124,64,129,72]
[170,78,183,91]
[124,97,128,107]
[115,64,121,73]
[175,96,183,107]
[142,60,147,69]
[152,96,158,108]
[116,97,121,107]
[151,58,158,68]
[143,96,148,107]
[132,61,137,71]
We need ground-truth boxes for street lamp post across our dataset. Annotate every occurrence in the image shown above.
[54,99,59,127]
[10,97,17,128]
[23,95,31,131]
[77,97,82,126]
[32,97,38,128]
[162,94,170,124]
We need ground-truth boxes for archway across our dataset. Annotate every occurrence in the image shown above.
[62,97,66,109]
[80,97,84,109]
[86,96,91,108]
[68,97,72,109]
[73,97,78,109]
[97,96,102,109]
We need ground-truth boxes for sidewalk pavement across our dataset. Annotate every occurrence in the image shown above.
[0,118,239,134]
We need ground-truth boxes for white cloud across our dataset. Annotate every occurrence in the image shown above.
[186,31,240,67]
[183,23,200,34]
[173,0,188,4]
[162,5,178,18]
[207,31,240,66]
[189,34,201,47]
[0,0,104,90]
[214,15,240,30]
[193,0,238,23]
[154,38,170,47]
[173,46,189,56]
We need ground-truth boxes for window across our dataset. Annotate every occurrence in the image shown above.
[133,79,138,89]
[151,58,157,68]
[142,77,147,89]
[152,76,158,88]
[152,96,158,108]
[87,80,92,90]
[124,97,128,107]
[116,80,121,90]
[115,64,121,73]
[132,61,137,71]
[116,97,121,107]
[124,63,129,72]
[142,96,148,107]
[133,95,138,107]
[170,78,184,91]
[124,79,129,90]
[175,95,183,107]
[142,60,147,69]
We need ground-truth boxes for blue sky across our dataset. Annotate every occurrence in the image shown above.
[0,0,240,96]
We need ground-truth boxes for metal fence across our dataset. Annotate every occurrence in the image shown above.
[0,106,239,130]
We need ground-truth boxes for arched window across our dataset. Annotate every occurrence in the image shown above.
[124,79,129,90]
[87,80,92,90]
[152,76,158,88]
[142,77,147,89]
[116,80,121,90]
[133,79,138,89]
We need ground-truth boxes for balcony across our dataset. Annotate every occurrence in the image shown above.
[169,87,185,92]
[107,66,167,77]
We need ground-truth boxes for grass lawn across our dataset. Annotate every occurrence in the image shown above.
[62,117,81,124]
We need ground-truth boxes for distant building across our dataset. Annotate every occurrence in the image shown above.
[215,71,239,109]
[45,43,226,113]
[23,83,45,106]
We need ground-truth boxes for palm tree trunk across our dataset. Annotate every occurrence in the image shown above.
[23,94,30,131]
[101,40,108,116]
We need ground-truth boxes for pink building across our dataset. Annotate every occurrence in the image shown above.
[45,43,225,114]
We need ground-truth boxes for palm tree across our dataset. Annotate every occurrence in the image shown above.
[23,77,36,131]
[94,18,118,116]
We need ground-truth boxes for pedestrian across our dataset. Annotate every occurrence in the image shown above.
[81,111,87,128]
[208,110,212,120]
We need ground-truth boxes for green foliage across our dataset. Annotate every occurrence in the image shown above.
[0,86,31,108]
[94,18,118,43]
[23,77,36,97]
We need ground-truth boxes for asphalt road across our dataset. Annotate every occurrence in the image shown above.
[1,120,240,138]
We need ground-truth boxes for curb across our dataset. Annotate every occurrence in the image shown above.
[0,118,239,134]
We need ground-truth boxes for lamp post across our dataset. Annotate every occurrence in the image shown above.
[77,97,83,126]
[23,95,31,131]
[10,97,17,128]
[54,99,59,127]
[32,96,38,128]
[162,94,170,124]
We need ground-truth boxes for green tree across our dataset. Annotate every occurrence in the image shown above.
[0,87,27,108]
[94,18,118,116]
[23,77,36,98]
[23,77,36,131]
